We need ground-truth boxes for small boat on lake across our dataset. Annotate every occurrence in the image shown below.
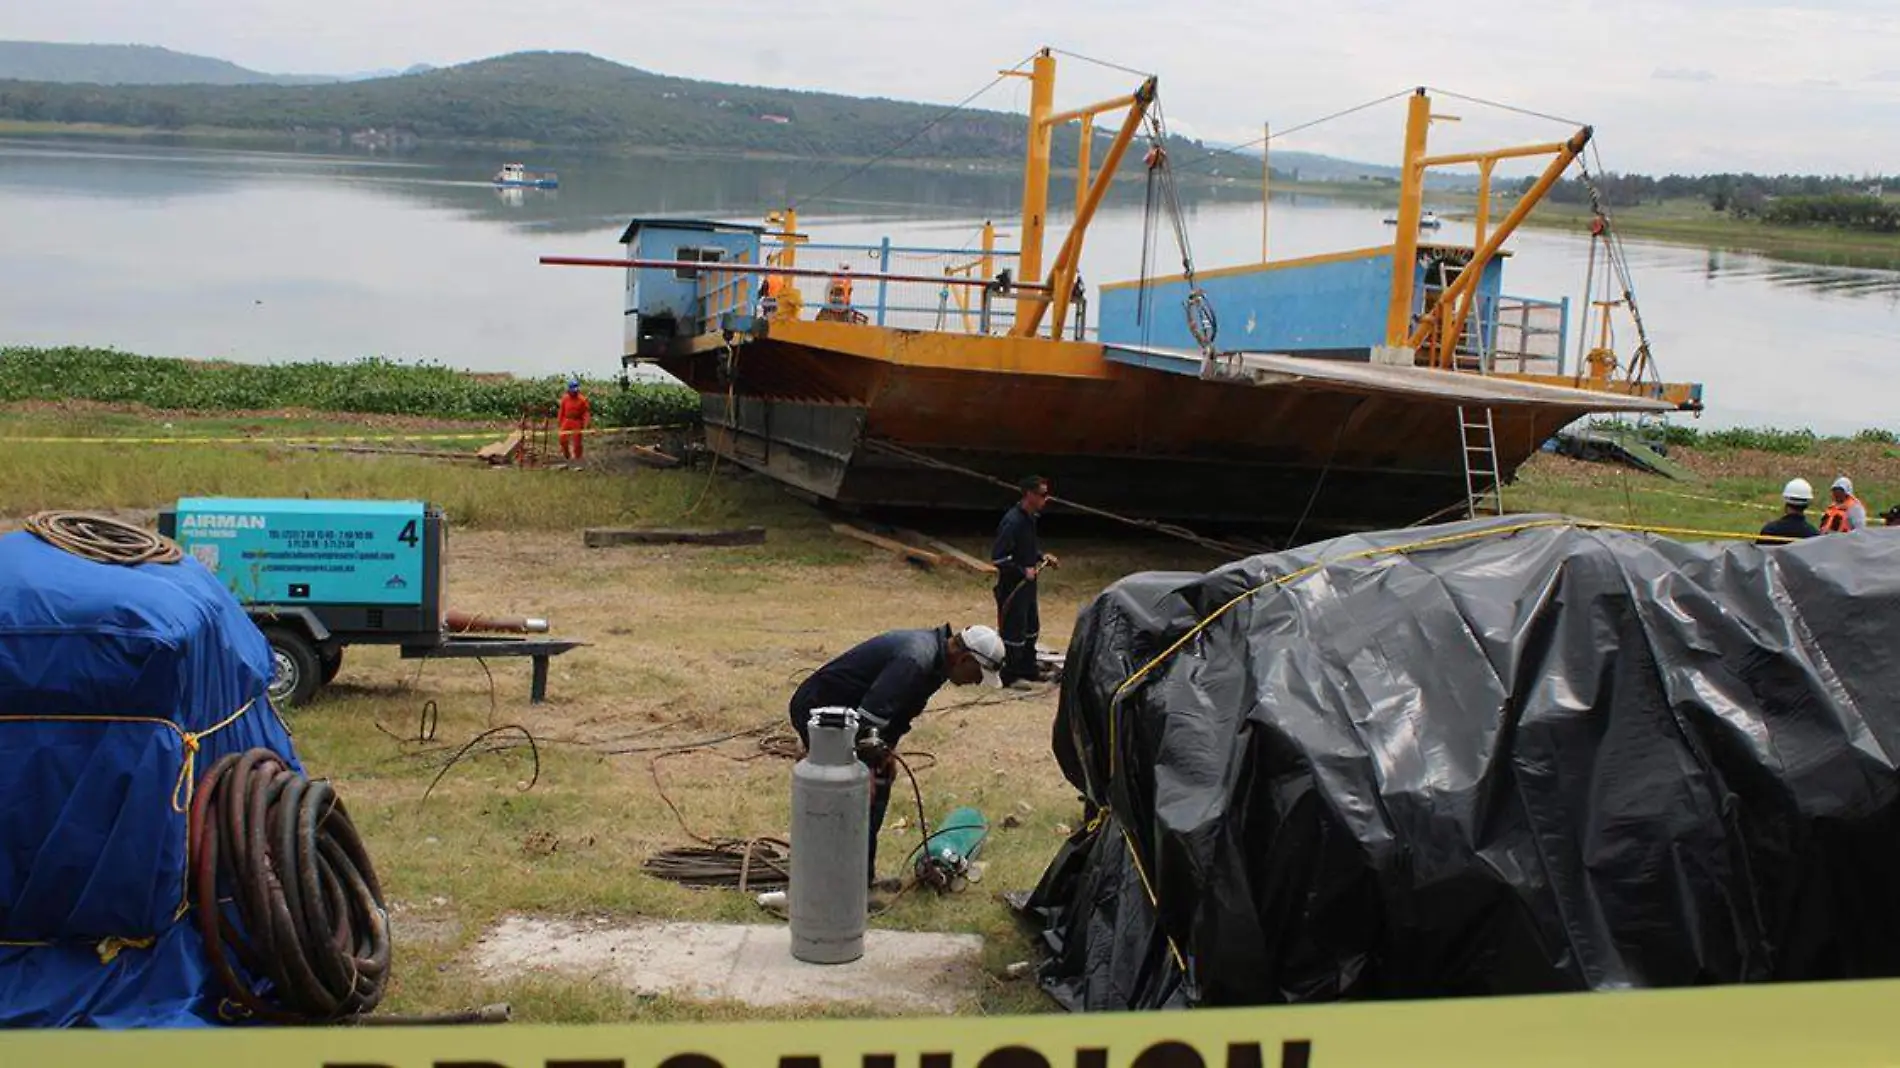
[493,162,558,189]
[1386,209,1443,229]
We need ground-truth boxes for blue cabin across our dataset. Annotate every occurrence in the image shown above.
[1097,243,1568,372]
[620,219,764,358]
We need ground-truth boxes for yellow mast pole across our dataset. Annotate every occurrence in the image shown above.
[1384,89,1432,349]
[1016,49,1057,321]
[1261,122,1271,261]
[1076,119,1093,222]
[980,220,995,281]
[1474,159,1494,247]
[1408,127,1592,352]
[1436,158,1499,371]
[1022,78,1157,338]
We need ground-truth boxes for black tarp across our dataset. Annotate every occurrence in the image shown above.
[1023,515,1900,1010]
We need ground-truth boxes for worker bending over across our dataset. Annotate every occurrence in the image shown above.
[788,624,1004,888]
[557,376,592,463]
[1759,479,1820,544]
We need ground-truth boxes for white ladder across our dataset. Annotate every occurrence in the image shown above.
[1457,406,1504,518]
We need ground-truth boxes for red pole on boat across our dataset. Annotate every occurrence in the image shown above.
[538,256,1049,292]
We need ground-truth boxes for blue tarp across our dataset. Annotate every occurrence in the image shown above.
[0,530,300,1027]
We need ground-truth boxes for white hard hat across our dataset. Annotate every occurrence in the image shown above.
[1832,475,1854,495]
[1783,478,1814,505]
[957,625,1006,688]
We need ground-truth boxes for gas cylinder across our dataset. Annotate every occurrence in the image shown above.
[915,805,989,891]
[790,706,869,964]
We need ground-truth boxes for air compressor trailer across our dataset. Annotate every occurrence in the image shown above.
[158,497,579,707]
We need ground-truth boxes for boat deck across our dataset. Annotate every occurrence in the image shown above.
[1103,345,1678,413]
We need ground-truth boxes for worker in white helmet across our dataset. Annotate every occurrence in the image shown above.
[1820,475,1868,533]
[1758,478,1821,545]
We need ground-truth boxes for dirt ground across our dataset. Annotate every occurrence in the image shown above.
[275,514,1203,1019]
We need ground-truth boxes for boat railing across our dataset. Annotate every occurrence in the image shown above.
[1419,286,1569,377]
[695,253,759,335]
[730,237,1023,335]
[1487,294,1568,376]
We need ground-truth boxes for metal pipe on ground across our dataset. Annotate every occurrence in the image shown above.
[446,610,550,635]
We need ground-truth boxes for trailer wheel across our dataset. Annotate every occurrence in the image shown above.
[263,627,322,708]
[319,646,345,685]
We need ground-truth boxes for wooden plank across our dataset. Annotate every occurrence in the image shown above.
[584,527,767,548]
[627,444,682,468]
[287,443,483,461]
[477,430,524,464]
[909,533,996,575]
[830,523,941,567]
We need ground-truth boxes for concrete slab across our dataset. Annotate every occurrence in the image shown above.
[469,916,984,1013]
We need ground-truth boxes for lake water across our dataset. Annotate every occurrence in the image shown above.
[2,137,1896,433]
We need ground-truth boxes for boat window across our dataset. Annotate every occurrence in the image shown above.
[674,246,726,280]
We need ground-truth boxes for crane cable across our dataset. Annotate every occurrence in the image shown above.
[1140,99,1220,366]
[1575,147,1663,390]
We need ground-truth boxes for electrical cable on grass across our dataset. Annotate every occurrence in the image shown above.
[420,725,541,806]
[643,747,793,890]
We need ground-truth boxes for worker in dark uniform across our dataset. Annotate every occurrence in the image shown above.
[993,475,1058,686]
[1758,478,1821,545]
[789,624,1004,887]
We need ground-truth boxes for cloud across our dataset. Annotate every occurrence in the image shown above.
[1653,68,1718,83]
[1871,70,1900,82]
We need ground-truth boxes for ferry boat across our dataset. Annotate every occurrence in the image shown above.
[543,50,1701,538]
[493,162,558,189]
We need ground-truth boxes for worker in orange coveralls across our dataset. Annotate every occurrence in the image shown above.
[558,375,591,463]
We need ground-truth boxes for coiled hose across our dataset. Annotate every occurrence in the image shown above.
[189,749,391,1023]
[24,510,183,566]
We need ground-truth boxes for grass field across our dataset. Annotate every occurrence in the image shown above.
[2,392,1895,1022]
[1515,198,1900,270]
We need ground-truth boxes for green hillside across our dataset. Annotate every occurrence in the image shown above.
[0,40,334,86]
[0,50,1206,165]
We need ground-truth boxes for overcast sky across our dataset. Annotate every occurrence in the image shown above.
[7,0,1899,175]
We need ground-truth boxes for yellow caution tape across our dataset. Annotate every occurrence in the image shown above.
[1630,485,1780,512]
[0,423,686,446]
[5,977,1900,1065]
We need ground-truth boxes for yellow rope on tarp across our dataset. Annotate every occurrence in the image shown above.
[0,935,157,964]
[0,696,263,961]
[1096,515,1798,985]
[5,698,258,815]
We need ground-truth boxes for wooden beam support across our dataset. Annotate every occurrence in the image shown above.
[830,523,941,567]
[886,530,996,575]
[584,527,767,548]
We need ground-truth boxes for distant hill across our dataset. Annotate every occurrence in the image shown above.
[0,50,1222,167]
[0,41,338,86]
[1194,143,1479,191]
[0,48,1407,180]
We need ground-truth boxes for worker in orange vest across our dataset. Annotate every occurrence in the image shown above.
[816,264,865,323]
[1820,475,1867,533]
[558,376,591,463]
[825,265,854,308]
